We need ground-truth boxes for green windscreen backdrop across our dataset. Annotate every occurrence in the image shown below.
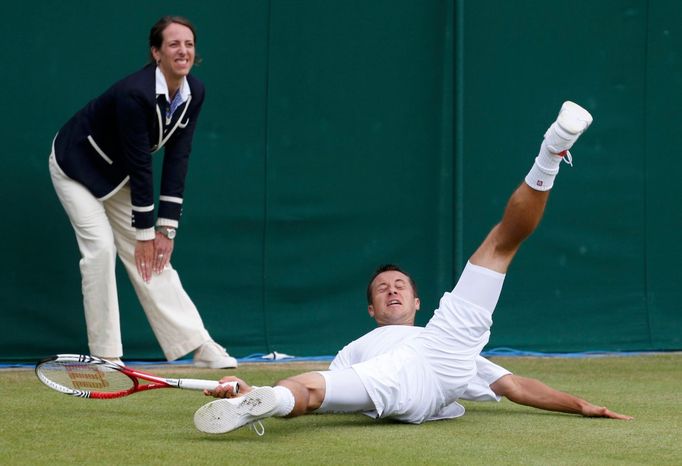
[1,0,680,361]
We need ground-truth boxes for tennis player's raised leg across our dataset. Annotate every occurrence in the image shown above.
[416,101,593,404]
[471,100,593,273]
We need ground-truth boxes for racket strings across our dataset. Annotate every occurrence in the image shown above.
[39,361,135,393]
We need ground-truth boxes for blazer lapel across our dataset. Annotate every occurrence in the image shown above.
[152,95,192,154]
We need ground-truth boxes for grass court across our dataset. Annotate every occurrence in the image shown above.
[1,354,680,465]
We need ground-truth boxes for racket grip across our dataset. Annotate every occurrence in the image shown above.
[178,379,238,392]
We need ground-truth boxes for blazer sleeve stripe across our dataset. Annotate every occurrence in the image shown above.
[132,204,154,212]
[159,195,183,204]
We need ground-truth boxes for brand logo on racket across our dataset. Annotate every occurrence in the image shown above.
[66,364,110,389]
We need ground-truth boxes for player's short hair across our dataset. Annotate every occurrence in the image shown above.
[366,264,419,304]
[148,16,202,64]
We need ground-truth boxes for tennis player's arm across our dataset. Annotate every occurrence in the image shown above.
[490,374,633,420]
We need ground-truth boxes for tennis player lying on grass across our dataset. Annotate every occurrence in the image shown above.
[194,101,633,435]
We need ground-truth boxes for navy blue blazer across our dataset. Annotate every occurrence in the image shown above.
[54,64,205,235]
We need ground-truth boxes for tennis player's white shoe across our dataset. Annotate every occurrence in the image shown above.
[194,387,278,435]
[543,101,593,163]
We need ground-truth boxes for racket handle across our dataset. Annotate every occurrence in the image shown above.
[178,379,238,392]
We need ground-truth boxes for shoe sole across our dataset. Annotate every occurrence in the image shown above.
[194,387,277,434]
[556,101,593,136]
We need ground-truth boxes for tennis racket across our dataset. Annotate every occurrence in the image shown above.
[35,354,238,399]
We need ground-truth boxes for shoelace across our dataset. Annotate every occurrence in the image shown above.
[561,150,573,167]
[249,420,265,436]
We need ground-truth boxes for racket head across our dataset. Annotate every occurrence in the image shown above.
[35,354,137,399]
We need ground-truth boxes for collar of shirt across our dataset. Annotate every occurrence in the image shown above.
[155,67,191,121]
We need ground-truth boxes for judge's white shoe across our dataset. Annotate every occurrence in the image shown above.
[193,341,238,369]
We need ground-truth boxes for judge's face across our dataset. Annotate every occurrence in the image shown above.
[152,22,195,82]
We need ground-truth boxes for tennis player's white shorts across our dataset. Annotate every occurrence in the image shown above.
[351,262,506,423]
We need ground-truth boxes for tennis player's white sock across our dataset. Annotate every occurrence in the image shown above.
[271,385,296,417]
[525,141,564,191]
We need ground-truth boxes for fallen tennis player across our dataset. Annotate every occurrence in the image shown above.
[195,101,633,435]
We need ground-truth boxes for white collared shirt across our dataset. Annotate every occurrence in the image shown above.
[155,67,191,122]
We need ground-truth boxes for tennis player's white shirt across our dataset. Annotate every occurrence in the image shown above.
[330,262,510,424]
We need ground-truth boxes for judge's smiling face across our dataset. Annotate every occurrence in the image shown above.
[367,269,420,326]
[152,22,195,83]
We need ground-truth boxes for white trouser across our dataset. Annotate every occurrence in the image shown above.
[49,151,210,360]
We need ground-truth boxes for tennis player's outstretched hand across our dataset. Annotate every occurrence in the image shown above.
[491,374,633,420]
[582,404,634,420]
[204,376,250,398]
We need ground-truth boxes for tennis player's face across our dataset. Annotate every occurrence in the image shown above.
[153,23,195,82]
[368,271,420,326]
